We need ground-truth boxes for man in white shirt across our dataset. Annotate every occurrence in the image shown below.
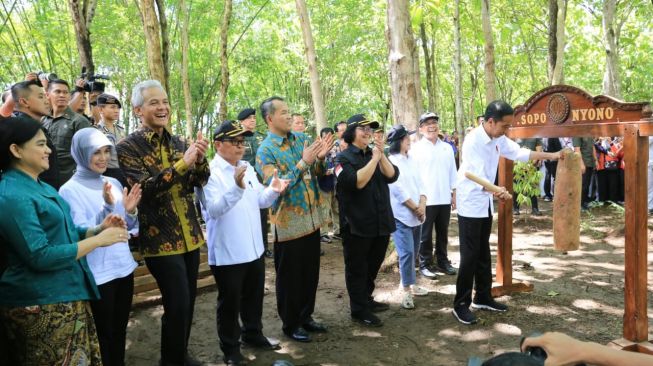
[204,120,290,364]
[411,112,458,278]
[452,101,562,325]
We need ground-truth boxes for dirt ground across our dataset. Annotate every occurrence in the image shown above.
[125,201,653,365]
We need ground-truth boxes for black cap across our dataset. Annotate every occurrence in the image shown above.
[419,112,439,125]
[386,124,416,143]
[347,114,380,129]
[96,93,122,108]
[237,108,256,121]
[213,120,254,141]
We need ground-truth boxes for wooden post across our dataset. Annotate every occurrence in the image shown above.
[496,157,513,286]
[622,124,648,342]
[493,158,534,297]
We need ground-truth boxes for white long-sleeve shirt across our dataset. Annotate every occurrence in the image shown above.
[410,137,458,205]
[456,125,531,218]
[388,153,426,227]
[59,177,138,285]
[204,155,279,266]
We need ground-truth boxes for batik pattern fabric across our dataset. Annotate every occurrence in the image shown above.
[116,126,209,257]
[0,301,102,366]
[255,131,326,242]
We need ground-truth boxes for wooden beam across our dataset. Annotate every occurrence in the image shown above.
[496,158,513,286]
[622,124,649,342]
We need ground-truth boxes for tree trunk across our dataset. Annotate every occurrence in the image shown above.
[295,0,327,132]
[386,0,421,131]
[453,0,464,139]
[547,0,558,83]
[548,0,567,85]
[138,0,166,87]
[481,0,497,103]
[218,0,233,123]
[419,23,435,113]
[67,0,97,75]
[602,0,622,99]
[179,0,193,138]
[154,0,171,94]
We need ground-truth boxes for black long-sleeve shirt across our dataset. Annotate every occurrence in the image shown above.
[336,145,399,238]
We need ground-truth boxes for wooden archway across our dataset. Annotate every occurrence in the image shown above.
[494,85,653,350]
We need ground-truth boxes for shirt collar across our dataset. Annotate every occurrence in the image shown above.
[348,144,370,156]
[478,124,493,145]
[212,153,236,171]
[267,131,296,146]
[140,125,172,145]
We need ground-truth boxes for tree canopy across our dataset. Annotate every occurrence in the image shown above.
[1,0,651,135]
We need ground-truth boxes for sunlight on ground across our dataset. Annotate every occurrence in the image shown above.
[525,305,574,316]
[352,329,383,338]
[573,299,623,316]
[493,323,522,336]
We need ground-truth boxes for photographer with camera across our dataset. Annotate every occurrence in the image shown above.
[69,68,109,125]
[43,79,92,184]
[521,332,653,366]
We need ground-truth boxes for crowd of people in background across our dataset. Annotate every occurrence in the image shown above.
[0,71,648,366]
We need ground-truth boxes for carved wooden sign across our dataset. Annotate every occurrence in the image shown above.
[510,85,652,138]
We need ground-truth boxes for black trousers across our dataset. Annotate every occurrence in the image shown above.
[543,161,558,198]
[453,213,493,309]
[513,195,539,211]
[581,167,595,205]
[210,256,265,357]
[342,227,389,316]
[419,204,451,269]
[274,230,320,333]
[260,209,269,251]
[145,250,200,366]
[90,273,134,366]
[597,169,621,202]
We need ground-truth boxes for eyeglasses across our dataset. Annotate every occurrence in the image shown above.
[356,126,373,133]
[223,139,246,147]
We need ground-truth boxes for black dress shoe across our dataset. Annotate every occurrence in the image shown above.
[435,262,457,275]
[370,300,389,313]
[284,327,311,342]
[241,334,280,350]
[351,312,383,327]
[223,352,247,365]
[302,320,327,333]
[185,354,204,366]
[264,249,273,258]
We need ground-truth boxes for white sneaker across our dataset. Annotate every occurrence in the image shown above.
[401,292,415,309]
[411,285,428,296]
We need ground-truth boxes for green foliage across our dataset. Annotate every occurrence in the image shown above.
[0,0,651,139]
[513,161,542,207]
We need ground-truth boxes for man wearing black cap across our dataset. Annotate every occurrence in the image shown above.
[411,112,459,278]
[335,114,398,327]
[238,107,273,258]
[204,120,289,365]
[96,93,128,186]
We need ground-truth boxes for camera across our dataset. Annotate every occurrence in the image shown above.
[34,71,58,88]
[79,67,110,93]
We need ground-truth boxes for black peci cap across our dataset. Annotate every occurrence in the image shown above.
[213,120,254,141]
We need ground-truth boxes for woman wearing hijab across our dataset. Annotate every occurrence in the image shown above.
[59,127,142,366]
[0,116,128,365]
